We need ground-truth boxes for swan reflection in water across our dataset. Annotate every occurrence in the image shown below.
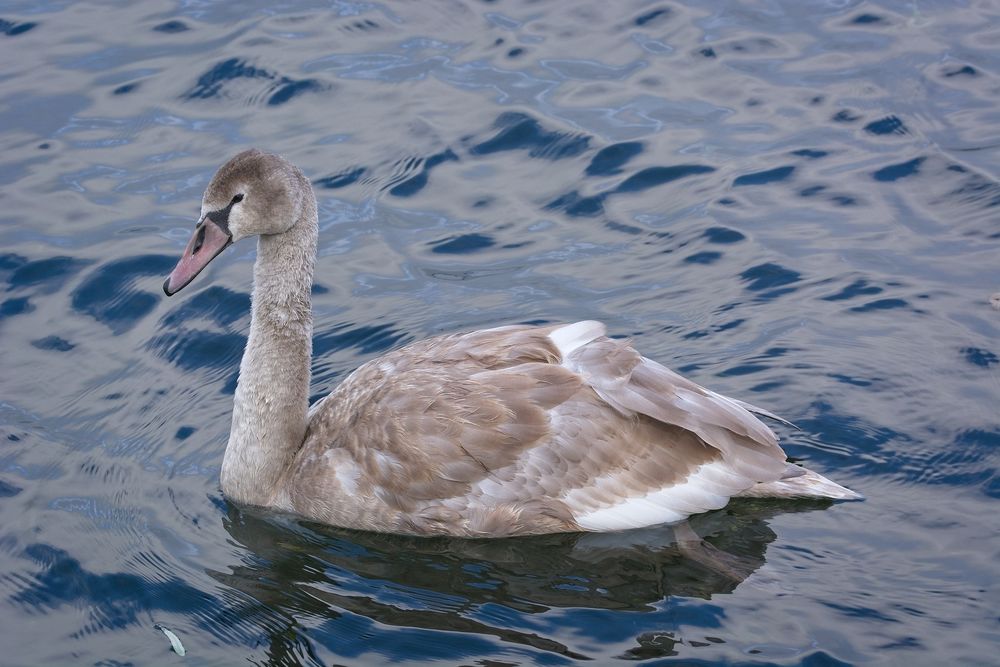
[211,499,831,663]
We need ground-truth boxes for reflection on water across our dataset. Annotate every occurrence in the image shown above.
[1,0,999,664]
[212,500,805,663]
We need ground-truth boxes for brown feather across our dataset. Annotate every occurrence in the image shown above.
[277,324,802,536]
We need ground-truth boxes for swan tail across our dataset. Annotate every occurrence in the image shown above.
[735,463,863,500]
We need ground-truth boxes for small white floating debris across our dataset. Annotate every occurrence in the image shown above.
[154,624,186,657]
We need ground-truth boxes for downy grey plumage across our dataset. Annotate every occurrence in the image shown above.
[163,149,861,537]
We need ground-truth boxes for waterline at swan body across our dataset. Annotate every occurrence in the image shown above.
[162,149,861,537]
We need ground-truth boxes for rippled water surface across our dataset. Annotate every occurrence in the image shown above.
[1,0,999,664]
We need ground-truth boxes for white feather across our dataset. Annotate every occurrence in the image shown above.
[572,463,747,531]
[548,321,605,359]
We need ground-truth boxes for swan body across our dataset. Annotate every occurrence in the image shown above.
[163,149,860,537]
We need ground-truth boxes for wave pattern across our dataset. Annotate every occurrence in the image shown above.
[0,0,998,664]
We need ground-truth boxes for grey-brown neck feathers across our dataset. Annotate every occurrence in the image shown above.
[221,166,318,506]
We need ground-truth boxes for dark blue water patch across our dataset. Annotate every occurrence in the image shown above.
[148,330,246,370]
[0,297,33,317]
[312,283,329,295]
[313,322,408,357]
[222,370,239,395]
[160,285,250,329]
[697,47,716,58]
[830,194,859,207]
[733,165,794,187]
[153,20,189,33]
[941,169,1000,212]
[703,227,745,244]
[634,7,671,26]
[851,13,887,25]
[470,112,590,161]
[508,47,524,58]
[175,426,196,440]
[749,380,787,394]
[12,543,218,632]
[8,256,89,290]
[865,115,907,136]
[268,77,324,106]
[585,142,643,176]
[828,373,873,387]
[796,400,905,470]
[799,185,826,197]
[910,429,999,496]
[112,82,138,95]
[72,255,176,334]
[389,149,458,197]
[0,478,22,497]
[872,157,925,182]
[943,64,978,77]
[718,363,769,377]
[832,109,860,123]
[986,476,1000,499]
[740,262,801,292]
[430,233,495,254]
[0,19,36,36]
[682,318,745,340]
[31,335,74,352]
[616,165,716,193]
[848,297,908,313]
[684,251,722,265]
[797,650,856,667]
[185,58,273,100]
[545,190,606,218]
[0,252,27,271]
[961,347,998,368]
[792,149,828,159]
[315,167,366,189]
[821,279,882,301]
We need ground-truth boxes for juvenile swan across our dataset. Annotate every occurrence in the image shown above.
[163,149,860,537]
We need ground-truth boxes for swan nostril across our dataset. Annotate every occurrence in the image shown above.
[192,225,206,254]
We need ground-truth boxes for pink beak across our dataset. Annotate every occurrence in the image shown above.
[163,218,232,296]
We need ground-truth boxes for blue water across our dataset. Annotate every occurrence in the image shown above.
[1,0,998,664]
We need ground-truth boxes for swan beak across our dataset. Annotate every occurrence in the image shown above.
[163,218,232,296]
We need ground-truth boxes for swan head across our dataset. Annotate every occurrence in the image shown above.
[163,149,307,296]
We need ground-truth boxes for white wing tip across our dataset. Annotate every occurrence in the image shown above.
[548,321,605,358]
[736,467,864,501]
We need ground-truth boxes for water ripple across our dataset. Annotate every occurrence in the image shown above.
[2,0,1000,664]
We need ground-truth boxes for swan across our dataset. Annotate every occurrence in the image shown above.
[162,149,860,537]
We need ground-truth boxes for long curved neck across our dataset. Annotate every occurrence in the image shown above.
[221,188,317,506]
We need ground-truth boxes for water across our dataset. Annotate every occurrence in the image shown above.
[1,0,998,664]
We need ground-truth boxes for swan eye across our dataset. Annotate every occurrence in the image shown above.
[231,193,244,204]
